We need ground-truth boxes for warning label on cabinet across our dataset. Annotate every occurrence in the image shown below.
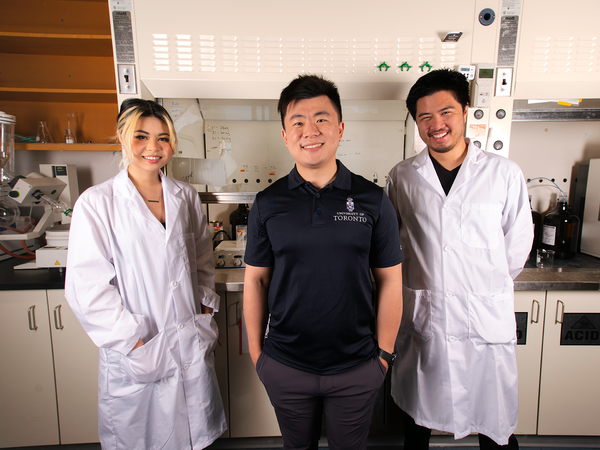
[112,11,135,64]
[515,312,528,345]
[560,313,600,346]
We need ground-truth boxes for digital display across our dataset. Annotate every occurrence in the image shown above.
[479,68,494,79]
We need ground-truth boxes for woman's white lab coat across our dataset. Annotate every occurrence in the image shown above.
[386,140,533,445]
[65,169,226,450]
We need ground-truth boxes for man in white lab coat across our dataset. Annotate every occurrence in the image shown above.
[386,69,533,449]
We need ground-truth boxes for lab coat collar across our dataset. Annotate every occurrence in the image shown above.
[113,169,184,238]
[411,138,487,197]
[448,138,487,196]
[288,160,352,190]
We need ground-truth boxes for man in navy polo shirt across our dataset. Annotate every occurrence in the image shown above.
[243,74,404,450]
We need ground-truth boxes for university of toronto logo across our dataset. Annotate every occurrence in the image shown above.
[346,197,354,212]
[333,198,366,222]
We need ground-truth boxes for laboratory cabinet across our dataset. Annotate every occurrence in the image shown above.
[537,291,600,436]
[514,291,546,435]
[46,290,99,445]
[0,290,99,448]
[0,290,60,448]
[225,291,281,438]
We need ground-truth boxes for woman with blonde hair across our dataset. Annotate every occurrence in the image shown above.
[66,98,226,449]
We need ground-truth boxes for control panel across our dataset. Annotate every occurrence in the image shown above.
[213,241,246,269]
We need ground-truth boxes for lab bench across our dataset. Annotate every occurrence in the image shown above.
[1,255,599,447]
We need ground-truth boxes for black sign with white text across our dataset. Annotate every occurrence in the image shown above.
[515,312,528,345]
[560,313,600,346]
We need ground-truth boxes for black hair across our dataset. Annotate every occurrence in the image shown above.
[277,74,342,129]
[117,98,172,125]
[406,68,470,120]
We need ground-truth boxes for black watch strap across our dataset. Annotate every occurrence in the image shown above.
[377,347,397,366]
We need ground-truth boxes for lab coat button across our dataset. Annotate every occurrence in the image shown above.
[178,323,184,329]
[183,364,190,370]
[445,291,453,298]
[444,245,452,252]
[449,336,457,342]
[171,281,178,288]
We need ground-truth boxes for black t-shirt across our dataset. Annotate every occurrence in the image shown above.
[244,161,403,375]
[429,152,461,195]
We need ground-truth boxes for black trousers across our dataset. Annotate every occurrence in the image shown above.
[256,353,386,450]
[401,409,519,450]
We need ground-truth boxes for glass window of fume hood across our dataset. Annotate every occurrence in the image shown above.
[162,98,408,192]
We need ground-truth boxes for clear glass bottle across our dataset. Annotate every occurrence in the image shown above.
[542,196,580,259]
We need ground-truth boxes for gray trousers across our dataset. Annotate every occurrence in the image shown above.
[256,353,386,450]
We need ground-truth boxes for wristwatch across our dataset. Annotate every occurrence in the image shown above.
[377,347,397,367]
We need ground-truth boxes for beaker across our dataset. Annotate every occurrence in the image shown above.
[36,121,53,143]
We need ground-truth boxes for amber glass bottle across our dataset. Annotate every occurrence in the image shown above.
[229,204,249,238]
[542,197,580,259]
[530,196,543,258]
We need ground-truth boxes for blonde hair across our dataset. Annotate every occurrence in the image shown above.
[116,99,178,170]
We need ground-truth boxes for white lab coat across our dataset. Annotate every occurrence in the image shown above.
[65,169,227,450]
[386,140,533,445]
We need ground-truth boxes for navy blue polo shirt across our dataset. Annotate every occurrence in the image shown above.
[245,160,403,375]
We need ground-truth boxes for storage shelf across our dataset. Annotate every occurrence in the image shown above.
[0,32,113,57]
[15,143,119,152]
[3,0,118,146]
[0,90,117,104]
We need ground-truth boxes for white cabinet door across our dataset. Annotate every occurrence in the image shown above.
[0,290,59,448]
[226,291,280,438]
[514,291,546,435]
[213,297,229,438]
[538,291,600,435]
[47,290,99,444]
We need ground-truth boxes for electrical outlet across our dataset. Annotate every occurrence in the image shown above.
[117,64,137,94]
[495,68,513,97]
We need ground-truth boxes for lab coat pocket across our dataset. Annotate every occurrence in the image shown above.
[468,292,516,345]
[461,203,502,249]
[120,329,179,384]
[194,313,219,355]
[400,285,433,342]
[180,233,197,274]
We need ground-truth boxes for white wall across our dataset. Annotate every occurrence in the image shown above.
[509,121,600,215]
[14,150,121,195]
[14,118,600,226]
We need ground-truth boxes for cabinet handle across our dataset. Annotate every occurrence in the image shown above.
[555,300,565,324]
[53,304,64,330]
[531,300,540,324]
[27,305,38,331]
[228,301,239,327]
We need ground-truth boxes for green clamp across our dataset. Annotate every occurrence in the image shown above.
[419,61,432,72]
[377,62,391,72]
[399,62,412,72]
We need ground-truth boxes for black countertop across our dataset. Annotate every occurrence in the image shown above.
[2,252,600,292]
[0,257,66,291]
[515,252,600,291]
